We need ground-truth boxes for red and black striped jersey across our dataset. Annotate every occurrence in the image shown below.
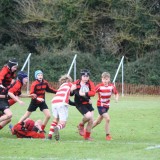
[73,79,95,105]
[30,79,57,102]
[8,80,22,97]
[0,65,16,87]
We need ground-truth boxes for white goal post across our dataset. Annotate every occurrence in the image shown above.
[21,53,31,94]
[67,54,77,81]
[112,56,124,96]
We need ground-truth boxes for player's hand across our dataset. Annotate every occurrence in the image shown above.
[37,97,44,102]
[18,100,25,106]
[89,99,92,104]
[71,84,77,91]
[30,94,37,99]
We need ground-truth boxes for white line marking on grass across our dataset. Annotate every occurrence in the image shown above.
[145,145,160,150]
[0,157,58,160]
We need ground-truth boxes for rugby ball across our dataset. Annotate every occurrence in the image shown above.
[80,84,89,93]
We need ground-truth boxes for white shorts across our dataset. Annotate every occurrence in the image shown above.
[51,103,68,121]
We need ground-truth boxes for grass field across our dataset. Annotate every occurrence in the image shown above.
[0,94,160,160]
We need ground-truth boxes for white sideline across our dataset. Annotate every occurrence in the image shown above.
[0,157,58,160]
[145,145,160,150]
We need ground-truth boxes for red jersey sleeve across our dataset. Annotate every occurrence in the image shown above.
[95,83,101,92]
[30,81,37,94]
[45,80,57,93]
[112,84,118,95]
[87,80,96,97]
[0,67,8,84]
[8,81,22,94]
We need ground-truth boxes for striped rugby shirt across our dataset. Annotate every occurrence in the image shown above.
[51,82,72,105]
[96,83,118,108]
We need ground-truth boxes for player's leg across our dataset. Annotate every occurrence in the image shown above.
[0,118,11,130]
[92,115,103,128]
[48,104,58,139]
[42,109,51,131]
[18,111,32,123]
[54,105,68,141]
[102,112,112,140]
[83,110,94,140]
[0,108,12,122]
[77,104,89,136]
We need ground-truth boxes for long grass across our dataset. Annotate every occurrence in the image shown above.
[0,94,160,160]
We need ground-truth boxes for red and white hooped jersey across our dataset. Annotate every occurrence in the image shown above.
[96,83,118,108]
[51,82,72,105]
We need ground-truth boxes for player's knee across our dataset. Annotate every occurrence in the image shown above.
[97,120,101,125]
[7,113,12,119]
[85,112,93,120]
[105,117,110,123]
[46,114,51,120]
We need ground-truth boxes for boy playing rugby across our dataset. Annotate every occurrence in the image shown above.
[92,72,119,140]
[48,74,76,141]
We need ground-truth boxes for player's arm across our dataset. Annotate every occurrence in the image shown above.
[0,67,7,88]
[85,81,96,97]
[8,83,24,105]
[46,82,57,93]
[113,85,119,102]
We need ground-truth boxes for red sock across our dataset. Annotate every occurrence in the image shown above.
[79,123,84,127]
[84,131,91,139]
[41,125,45,131]
[48,121,58,137]
[0,125,3,130]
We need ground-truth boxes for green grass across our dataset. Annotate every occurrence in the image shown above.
[0,94,160,160]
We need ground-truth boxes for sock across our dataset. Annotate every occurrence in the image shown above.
[41,125,46,131]
[0,125,3,130]
[56,123,65,130]
[79,123,84,127]
[48,122,57,137]
[84,131,91,139]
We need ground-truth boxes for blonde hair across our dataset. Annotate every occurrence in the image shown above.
[101,72,110,78]
[59,74,72,84]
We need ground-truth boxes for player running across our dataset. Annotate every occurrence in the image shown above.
[92,72,119,140]
[19,70,57,131]
[48,74,76,141]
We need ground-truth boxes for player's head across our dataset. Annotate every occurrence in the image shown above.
[25,119,35,131]
[17,71,28,84]
[59,74,72,84]
[7,58,18,72]
[80,69,90,82]
[101,72,110,85]
[35,70,43,81]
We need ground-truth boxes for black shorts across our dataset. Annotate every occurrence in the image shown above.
[97,106,109,115]
[27,100,48,112]
[76,103,94,115]
[0,99,9,112]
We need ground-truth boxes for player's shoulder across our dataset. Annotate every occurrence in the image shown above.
[43,79,49,84]
[109,83,115,87]
[74,79,80,84]
[96,83,104,87]
[0,65,9,73]
[31,80,39,85]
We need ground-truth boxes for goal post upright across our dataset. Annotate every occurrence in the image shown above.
[67,54,77,81]
[21,53,32,94]
[112,56,124,96]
